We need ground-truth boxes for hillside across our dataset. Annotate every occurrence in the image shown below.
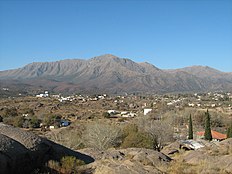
[0,54,232,94]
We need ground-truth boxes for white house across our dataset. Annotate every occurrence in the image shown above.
[144,108,152,115]
[107,110,116,114]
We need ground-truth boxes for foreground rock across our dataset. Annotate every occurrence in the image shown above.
[79,148,172,174]
[182,138,232,173]
[0,123,94,174]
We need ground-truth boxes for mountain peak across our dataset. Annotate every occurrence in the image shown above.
[92,54,118,60]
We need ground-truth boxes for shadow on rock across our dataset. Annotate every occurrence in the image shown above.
[0,123,94,174]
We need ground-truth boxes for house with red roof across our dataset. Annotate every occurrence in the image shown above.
[196,130,227,141]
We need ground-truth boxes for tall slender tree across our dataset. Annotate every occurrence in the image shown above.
[188,114,193,139]
[227,122,232,138]
[204,110,212,141]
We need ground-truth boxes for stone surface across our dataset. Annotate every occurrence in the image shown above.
[0,123,94,174]
[79,148,171,174]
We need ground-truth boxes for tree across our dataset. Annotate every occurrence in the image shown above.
[83,122,122,150]
[227,122,232,138]
[204,110,212,141]
[102,112,110,118]
[29,116,41,128]
[188,114,193,139]
[121,124,153,149]
[137,116,174,151]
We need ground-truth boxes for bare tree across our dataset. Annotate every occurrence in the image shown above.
[83,122,121,151]
[136,116,174,151]
[48,130,83,150]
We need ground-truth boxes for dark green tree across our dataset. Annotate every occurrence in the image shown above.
[227,122,232,138]
[204,110,212,141]
[188,114,193,139]
[102,112,110,118]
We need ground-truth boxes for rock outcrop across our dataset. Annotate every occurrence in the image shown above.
[182,138,232,173]
[0,123,94,174]
[79,148,172,174]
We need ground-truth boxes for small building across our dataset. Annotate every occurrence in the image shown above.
[196,130,227,141]
[36,91,49,98]
[60,120,71,127]
[107,110,116,114]
[49,125,55,129]
[188,103,195,107]
[144,108,152,115]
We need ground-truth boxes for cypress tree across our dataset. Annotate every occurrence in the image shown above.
[188,114,193,139]
[227,122,232,138]
[204,110,212,141]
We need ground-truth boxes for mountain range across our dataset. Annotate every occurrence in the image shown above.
[0,54,232,95]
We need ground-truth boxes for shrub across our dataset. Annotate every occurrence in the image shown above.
[61,156,85,173]
[13,116,25,128]
[121,131,153,149]
[3,107,18,117]
[29,116,41,128]
[47,160,60,173]
[47,156,85,174]
[22,108,34,116]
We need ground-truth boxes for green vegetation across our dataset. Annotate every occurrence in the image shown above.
[102,112,110,118]
[188,114,193,139]
[46,156,85,174]
[227,122,232,138]
[204,110,212,141]
[121,124,153,149]
[3,107,18,117]
[13,116,25,127]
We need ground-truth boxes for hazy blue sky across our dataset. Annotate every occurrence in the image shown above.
[0,0,232,72]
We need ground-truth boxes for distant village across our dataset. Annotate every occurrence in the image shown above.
[0,88,232,144]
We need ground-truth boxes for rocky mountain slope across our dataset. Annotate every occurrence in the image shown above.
[0,54,231,94]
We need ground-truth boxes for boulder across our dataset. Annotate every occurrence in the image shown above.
[79,148,171,174]
[0,123,94,174]
[0,134,32,174]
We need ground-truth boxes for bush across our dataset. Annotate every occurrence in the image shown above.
[13,116,25,128]
[47,156,85,174]
[22,108,34,116]
[47,160,60,173]
[3,107,18,117]
[121,131,153,149]
[29,116,41,128]
[121,124,153,149]
[61,156,82,173]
